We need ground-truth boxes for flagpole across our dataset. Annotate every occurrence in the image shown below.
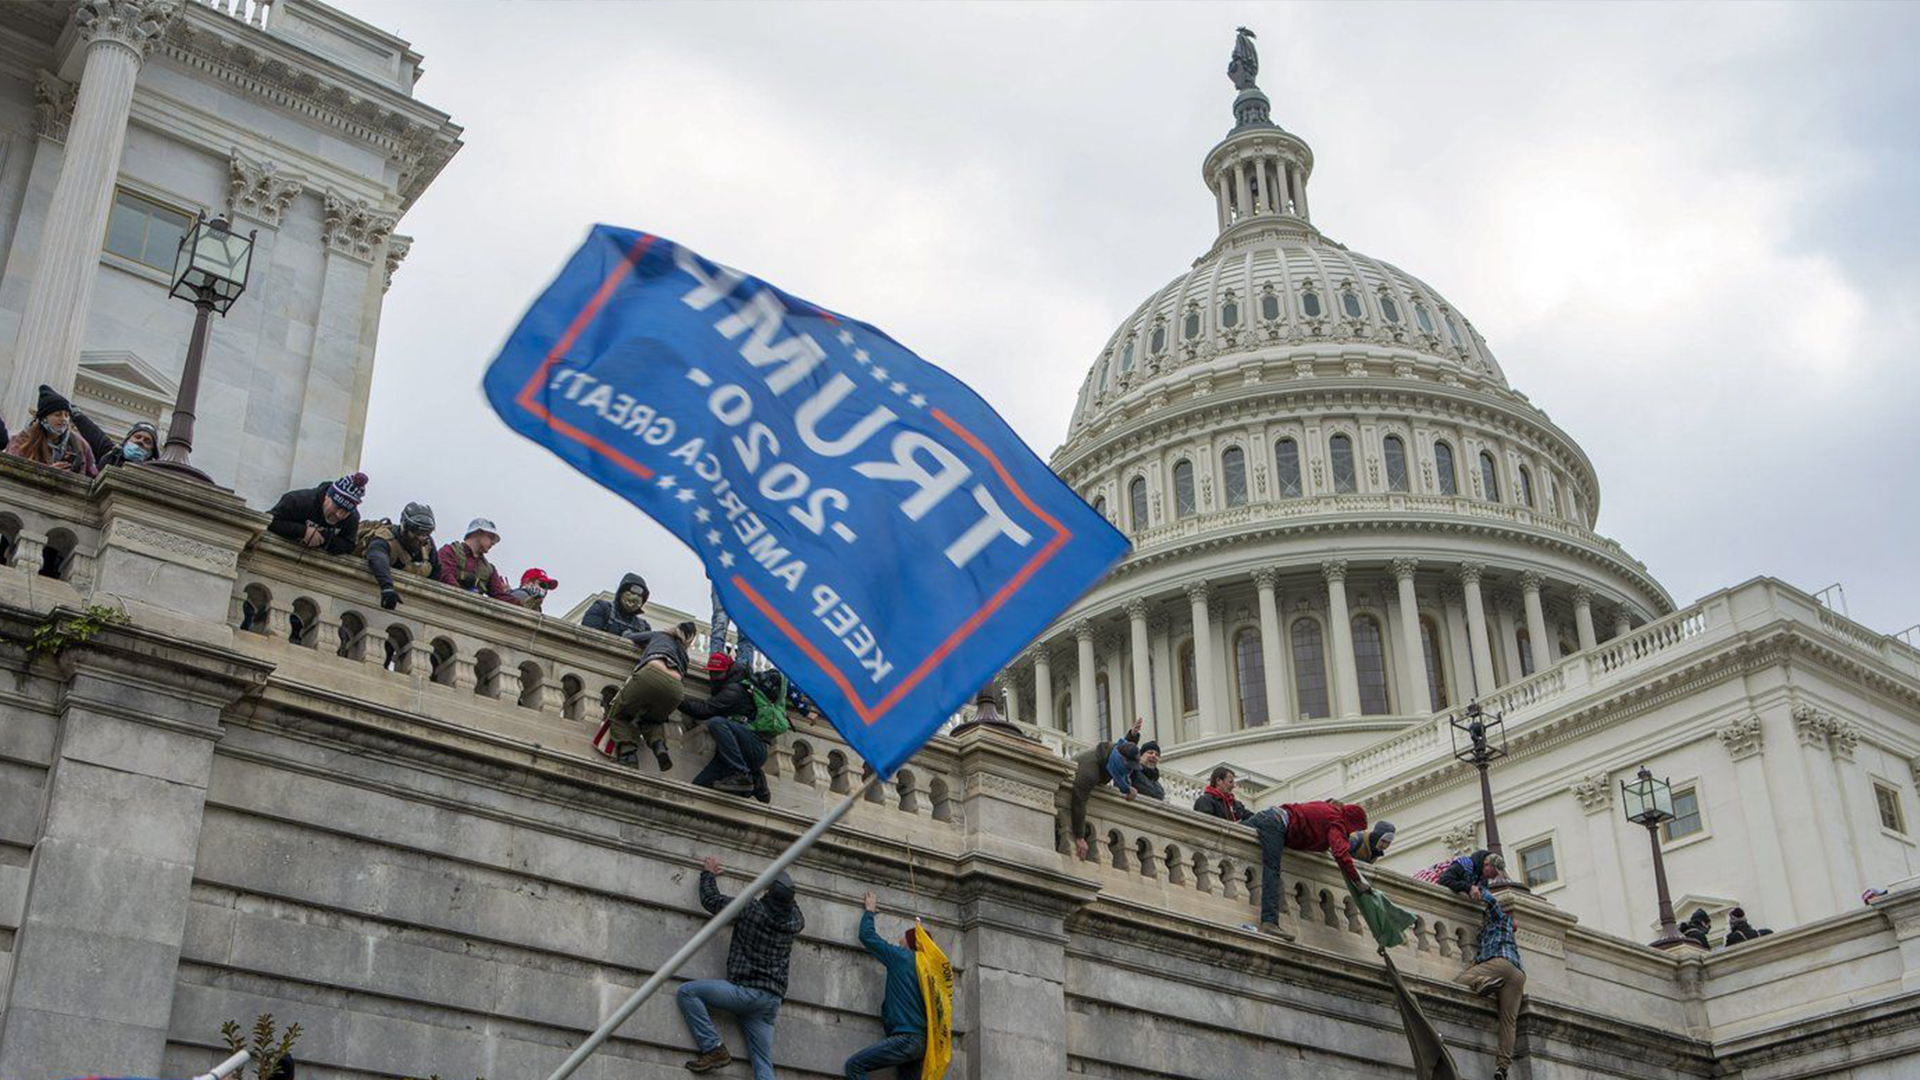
[543,773,883,1080]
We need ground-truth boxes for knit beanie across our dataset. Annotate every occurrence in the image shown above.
[35,385,72,421]
[328,471,368,508]
[125,421,158,442]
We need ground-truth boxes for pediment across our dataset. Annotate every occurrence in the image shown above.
[77,350,178,402]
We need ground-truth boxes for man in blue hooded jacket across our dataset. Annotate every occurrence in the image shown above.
[844,890,926,1080]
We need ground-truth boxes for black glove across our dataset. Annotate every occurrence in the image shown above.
[380,586,401,610]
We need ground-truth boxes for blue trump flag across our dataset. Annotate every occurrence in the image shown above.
[484,226,1128,775]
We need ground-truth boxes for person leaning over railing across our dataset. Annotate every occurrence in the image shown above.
[1108,734,1164,802]
[1243,799,1373,941]
[1193,767,1252,823]
[4,385,97,477]
[435,517,525,604]
[1067,717,1145,860]
[603,619,696,772]
[265,471,366,555]
[353,501,437,610]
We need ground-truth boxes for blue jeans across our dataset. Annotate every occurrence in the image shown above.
[677,979,780,1080]
[1250,806,1290,925]
[694,717,769,793]
[710,584,758,670]
[845,1031,926,1080]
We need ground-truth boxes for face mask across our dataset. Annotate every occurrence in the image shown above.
[41,418,69,438]
[619,592,643,613]
[120,442,149,462]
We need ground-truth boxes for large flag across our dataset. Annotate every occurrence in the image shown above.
[1349,881,1461,1080]
[912,924,955,1080]
[484,226,1128,775]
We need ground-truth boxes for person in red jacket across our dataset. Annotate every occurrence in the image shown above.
[1243,799,1372,940]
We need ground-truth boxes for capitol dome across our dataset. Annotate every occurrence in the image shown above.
[998,34,1675,784]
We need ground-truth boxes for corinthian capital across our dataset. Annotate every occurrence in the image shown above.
[1072,620,1095,643]
[321,191,400,262]
[73,0,182,60]
[1456,561,1485,587]
[1570,584,1595,607]
[228,148,304,227]
[1124,598,1151,621]
[1519,570,1545,594]
[1184,580,1212,605]
[1252,566,1280,591]
[1320,559,1349,584]
[1715,715,1764,761]
[1389,557,1420,583]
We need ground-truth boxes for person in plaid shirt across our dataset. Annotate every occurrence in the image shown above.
[1453,883,1526,1080]
[677,856,806,1079]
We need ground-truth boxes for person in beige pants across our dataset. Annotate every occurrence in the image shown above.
[1454,882,1526,1080]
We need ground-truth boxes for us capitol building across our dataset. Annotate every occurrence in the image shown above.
[999,31,1920,947]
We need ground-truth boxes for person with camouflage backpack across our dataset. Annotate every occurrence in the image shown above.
[683,652,774,801]
[354,501,437,609]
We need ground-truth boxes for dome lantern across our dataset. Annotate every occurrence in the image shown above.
[1206,27,1313,236]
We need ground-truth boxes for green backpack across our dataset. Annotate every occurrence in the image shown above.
[746,671,791,738]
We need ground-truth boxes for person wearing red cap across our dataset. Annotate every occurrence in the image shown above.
[508,567,559,611]
[681,651,770,800]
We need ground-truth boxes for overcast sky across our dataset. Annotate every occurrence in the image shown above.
[352,1,1920,637]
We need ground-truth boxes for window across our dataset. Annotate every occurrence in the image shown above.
[1516,628,1535,677]
[1414,302,1435,334]
[1261,289,1281,321]
[1353,615,1390,715]
[1235,627,1268,727]
[1178,640,1198,714]
[1379,294,1401,324]
[1479,451,1501,502]
[1095,673,1111,737]
[1420,616,1449,711]
[1877,783,1906,834]
[1150,322,1167,353]
[1221,446,1248,507]
[1173,459,1197,518]
[1383,435,1409,492]
[1662,787,1703,842]
[1128,477,1148,532]
[1275,438,1303,497]
[1547,475,1560,518]
[1221,294,1240,329]
[1301,288,1322,318]
[1445,313,1463,347]
[1183,308,1202,340]
[1340,289,1364,319]
[1058,696,1072,732]
[1097,359,1111,391]
[1434,441,1458,496]
[1291,619,1329,719]
[1519,839,1558,888]
[105,189,193,272]
[1329,434,1357,494]
[1093,495,1108,520]
[1120,338,1136,372]
[1518,465,1535,509]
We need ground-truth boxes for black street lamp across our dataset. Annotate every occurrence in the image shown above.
[1622,765,1687,949]
[1449,699,1513,879]
[152,214,255,483]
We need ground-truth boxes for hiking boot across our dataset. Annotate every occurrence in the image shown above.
[1257,920,1295,941]
[714,772,756,794]
[1492,1068,1508,1080]
[649,741,673,772]
[684,1046,732,1073]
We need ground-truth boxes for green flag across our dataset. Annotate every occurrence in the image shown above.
[1348,879,1418,948]
[1349,881,1462,1079]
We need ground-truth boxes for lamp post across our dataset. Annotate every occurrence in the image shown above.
[1622,765,1687,949]
[1449,699,1511,872]
[150,214,255,483]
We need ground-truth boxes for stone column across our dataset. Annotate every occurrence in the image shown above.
[1001,677,1021,726]
[1253,569,1289,725]
[1149,617,1175,742]
[1714,716,1797,925]
[1233,161,1251,221]
[1187,581,1221,737]
[3,0,182,424]
[1292,165,1310,220]
[1392,559,1433,714]
[1789,706,1857,912]
[1215,175,1231,230]
[1569,773,1632,935]
[1126,599,1153,737]
[1572,586,1598,652]
[1458,562,1496,697]
[1073,621,1097,743]
[1030,648,1054,732]
[1323,560,1361,719]
[1613,610,1634,640]
[1521,571,1553,675]
[1493,591,1523,681]
[1251,157,1269,216]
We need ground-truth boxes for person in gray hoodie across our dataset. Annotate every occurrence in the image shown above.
[582,572,652,641]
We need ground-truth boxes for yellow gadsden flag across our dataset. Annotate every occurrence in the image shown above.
[912,923,954,1080]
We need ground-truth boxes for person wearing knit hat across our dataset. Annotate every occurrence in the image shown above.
[264,471,367,555]
[435,516,519,603]
[97,421,159,469]
[3,385,98,477]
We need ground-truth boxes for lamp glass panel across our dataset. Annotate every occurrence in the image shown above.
[1623,776,1652,820]
[1651,778,1675,819]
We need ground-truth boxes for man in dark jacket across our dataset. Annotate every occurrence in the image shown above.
[355,501,436,609]
[1437,849,1506,894]
[604,621,695,771]
[684,653,769,799]
[1680,907,1713,949]
[1067,718,1144,860]
[96,421,157,468]
[1725,906,1772,946]
[844,890,926,1080]
[265,472,367,555]
[582,572,652,641]
[1107,736,1164,802]
[677,856,806,1080]
[1194,767,1252,822]
[1244,800,1372,940]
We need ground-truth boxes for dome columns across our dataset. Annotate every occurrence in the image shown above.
[1520,570,1554,675]
[1392,558,1433,714]
[1571,586,1599,652]
[1125,599,1155,742]
[1185,582,1222,738]
[1457,562,1497,697]
[1252,568,1291,729]
[1204,128,1314,236]
[1073,621,1099,744]
[1321,560,1362,719]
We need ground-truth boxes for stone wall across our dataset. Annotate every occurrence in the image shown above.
[3,461,1920,1079]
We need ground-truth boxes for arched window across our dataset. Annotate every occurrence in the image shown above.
[1291,619,1330,719]
[1221,446,1248,507]
[1445,313,1463,347]
[1093,495,1108,520]
[1221,293,1240,329]
[1479,451,1501,502]
[1183,307,1202,340]
[1546,474,1560,518]
[1119,338,1136,372]
[1516,628,1535,677]
[1353,615,1390,715]
[1275,438,1303,497]
[1517,465,1535,509]
[1300,288,1322,318]
[1260,289,1282,321]
[1095,672,1111,737]
[1128,477,1148,532]
[1178,640,1198,714]
[1097,358,1111,390]
[1414,302,1435,334]
[1150,322,1167,354]
[1340,289,1364,318]
[1434,441,1458,496]
[1379,294,1401,324]
[1235,627,1268,727]
[1420,616,1449,712]
[1383,435,1410,492]
[1173,459,1197,517]
[1329,434,1357,494]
